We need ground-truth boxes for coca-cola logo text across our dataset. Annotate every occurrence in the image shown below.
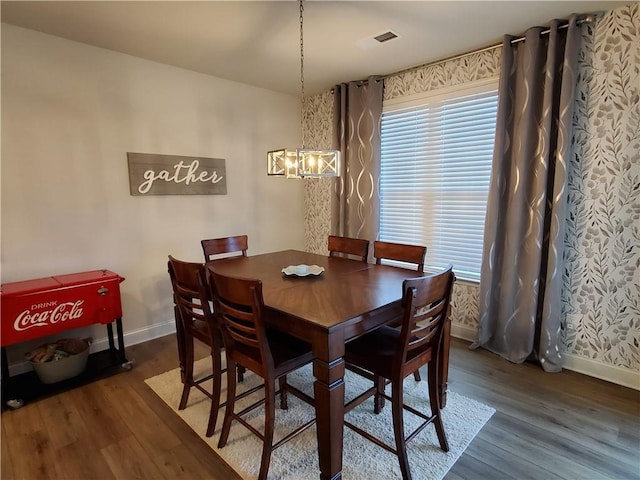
[14,301,85,332]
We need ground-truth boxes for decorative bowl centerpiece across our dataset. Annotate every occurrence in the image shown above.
[281,264,325,277]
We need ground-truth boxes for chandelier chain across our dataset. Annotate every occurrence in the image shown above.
[267,0,339,178]
[299,0,305,148]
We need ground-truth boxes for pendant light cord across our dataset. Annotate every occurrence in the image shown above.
[299,0,305,148]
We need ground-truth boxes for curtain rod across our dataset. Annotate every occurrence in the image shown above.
[374,13,598,83]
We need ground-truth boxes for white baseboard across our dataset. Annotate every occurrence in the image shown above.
[451,323,477,342]
[562,352,640,390]
[7,319,176,377]
[449,322,639,391]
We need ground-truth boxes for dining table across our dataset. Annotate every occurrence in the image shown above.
[208,249,451,480]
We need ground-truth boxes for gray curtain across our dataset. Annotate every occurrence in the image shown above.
[331,77,383,248]
[474,16,581,372]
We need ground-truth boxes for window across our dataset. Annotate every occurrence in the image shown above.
[380,80,498,282]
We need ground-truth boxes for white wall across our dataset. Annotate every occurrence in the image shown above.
[1,24,305,364]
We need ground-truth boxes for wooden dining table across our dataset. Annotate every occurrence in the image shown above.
[208,249,451,480]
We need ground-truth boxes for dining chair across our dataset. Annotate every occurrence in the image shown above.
[373,240,427,272]
[168,255,226,437]
[208,267,316,480]
[201,234,248,262]
[343,266,455,480]
[328,235,369,262]
[201,234,249,382]
[374,240,428,383]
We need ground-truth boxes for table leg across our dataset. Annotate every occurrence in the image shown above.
[312,344,346,480]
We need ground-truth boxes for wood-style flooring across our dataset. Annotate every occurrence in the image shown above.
[2,335,638,479]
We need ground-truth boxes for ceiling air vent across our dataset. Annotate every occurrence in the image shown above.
[374,31,398,43]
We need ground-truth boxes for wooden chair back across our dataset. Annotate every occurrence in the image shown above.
[373,241,428,381]
[328,235,369,262]
[373,241,427,272]
[201,235,248,262]
[208,269,272,374]
[168,256,215,336]
[398,265,454,374]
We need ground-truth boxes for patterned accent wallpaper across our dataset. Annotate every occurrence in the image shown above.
[383,47,502,101]
[564,3,639,370]
[303,3,639,374]
[303,92,334,255]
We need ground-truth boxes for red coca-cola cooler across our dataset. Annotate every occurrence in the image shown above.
[1,269,132,408]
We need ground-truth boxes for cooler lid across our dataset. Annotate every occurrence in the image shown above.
[53,269,124,287]
[1,270,124,297]
[0,276,61,296]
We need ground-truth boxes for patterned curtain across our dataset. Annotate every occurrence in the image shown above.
[474,16,581,372]
[331,77,383,250]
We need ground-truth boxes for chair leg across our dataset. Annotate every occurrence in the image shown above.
[217,358,237,449]
[413,369,421,382]
[373,375,386,414]
[174,306,186,382]
[206,348,223,437]
[258,378,276,480]
[238,365,246,383]
[178,334,195,410]
[391,379,412,480]
[278,375,289,410]
[427,363,449,452]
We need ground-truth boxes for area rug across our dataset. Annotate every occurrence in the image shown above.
[145,358,494,480]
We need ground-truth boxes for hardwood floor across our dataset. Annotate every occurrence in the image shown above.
[2,335,638,479]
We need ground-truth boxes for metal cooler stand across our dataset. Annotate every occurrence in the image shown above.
[1,269,133,409]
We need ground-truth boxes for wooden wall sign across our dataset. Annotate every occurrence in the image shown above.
[127,153,227,196]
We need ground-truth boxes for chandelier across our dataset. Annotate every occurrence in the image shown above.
[267,0,340,179]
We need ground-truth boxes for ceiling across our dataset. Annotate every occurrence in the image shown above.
[1,1,629,96]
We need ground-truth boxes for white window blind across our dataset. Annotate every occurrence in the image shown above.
[380,81,498,282]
